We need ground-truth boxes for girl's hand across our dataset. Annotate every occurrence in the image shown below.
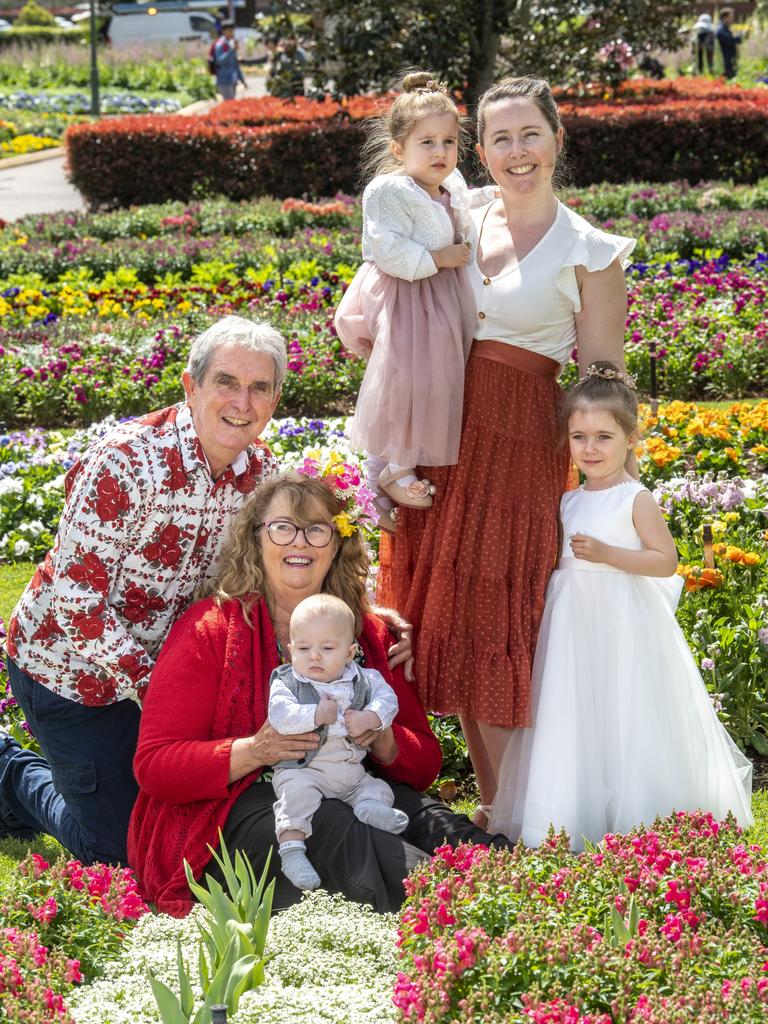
[432,242,471,269]
[315,695,338,726]
[570,533,609,563]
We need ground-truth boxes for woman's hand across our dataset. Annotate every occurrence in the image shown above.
[432,242,471,269]
[370,605,415,682]
[367,726,399,765]
[228,721,319,783]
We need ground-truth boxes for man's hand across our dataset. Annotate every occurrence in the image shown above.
[315,695,338,726]
[569,533,609,564]
[371,605,414,682]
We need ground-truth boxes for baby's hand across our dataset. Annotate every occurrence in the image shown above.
[570,532,609,564]
[344,709,381,744]
[432,242,471,269]
[315,695,338,726]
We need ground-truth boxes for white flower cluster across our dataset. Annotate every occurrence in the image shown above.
[67,893,399,1024]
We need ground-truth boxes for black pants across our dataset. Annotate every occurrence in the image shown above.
[206,779,511,913]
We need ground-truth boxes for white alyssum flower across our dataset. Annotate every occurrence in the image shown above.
[68,893,399,1024]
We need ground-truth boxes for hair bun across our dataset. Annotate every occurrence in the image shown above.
[402,71,445,94]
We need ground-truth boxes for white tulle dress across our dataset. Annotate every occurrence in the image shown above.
[488,480,753,850]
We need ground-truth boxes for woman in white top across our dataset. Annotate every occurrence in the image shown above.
[378,76,635,826]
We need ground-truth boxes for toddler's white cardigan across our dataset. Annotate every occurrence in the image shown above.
[361,170,492,282]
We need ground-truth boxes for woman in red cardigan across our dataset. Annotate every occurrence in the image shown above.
[127,472,505,916]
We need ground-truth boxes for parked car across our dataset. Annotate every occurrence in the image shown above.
[0,17,12,31]
[54,16,76,29]
[106,7,216,49]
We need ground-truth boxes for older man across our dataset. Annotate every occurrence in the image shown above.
[0,317,289,864]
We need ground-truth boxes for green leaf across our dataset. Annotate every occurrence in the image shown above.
[147,968,189,1024]
[176,939,195,1019]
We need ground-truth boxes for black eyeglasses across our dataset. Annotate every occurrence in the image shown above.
[257,519,336,548]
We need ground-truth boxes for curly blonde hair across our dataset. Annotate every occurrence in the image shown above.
[209,474,372,635]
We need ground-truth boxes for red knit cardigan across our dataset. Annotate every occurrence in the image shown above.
[127,595,442,917]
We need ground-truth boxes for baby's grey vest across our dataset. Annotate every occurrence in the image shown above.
[271,662,372,769]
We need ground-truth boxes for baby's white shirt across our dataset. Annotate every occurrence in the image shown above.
[268,663,399,737]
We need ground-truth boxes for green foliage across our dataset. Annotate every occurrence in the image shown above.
[15,0,56,27]
[148,834,274,1023]
[310,0,689,102]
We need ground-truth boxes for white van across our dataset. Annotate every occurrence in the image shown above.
[107,6,217,49]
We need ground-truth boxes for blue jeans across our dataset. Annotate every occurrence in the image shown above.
[1,657,140,864]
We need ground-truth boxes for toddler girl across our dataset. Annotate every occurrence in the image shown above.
[268,593,408,890]
[334,71,484,531]
[489,362,753,849]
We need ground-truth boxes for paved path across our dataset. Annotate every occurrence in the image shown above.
[0,73,267,222]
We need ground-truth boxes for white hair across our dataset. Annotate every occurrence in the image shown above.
[186,316,288,391]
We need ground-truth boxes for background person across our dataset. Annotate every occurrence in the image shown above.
[127,472,508,917]
[213,19,246,100]
[716,7,741,79]
[693,13,715,74]
[379,76,635,830]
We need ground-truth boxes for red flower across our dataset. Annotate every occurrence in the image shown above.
[67,552,110,594]
[71,602,106,640]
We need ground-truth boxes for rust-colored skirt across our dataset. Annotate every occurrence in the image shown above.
[377,340,572,729]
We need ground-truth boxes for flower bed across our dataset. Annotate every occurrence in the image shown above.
[395,814,768,1022]
[0,851,148,1021]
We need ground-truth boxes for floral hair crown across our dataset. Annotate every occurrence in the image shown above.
[297,450,379,537]
[578,364,638,390]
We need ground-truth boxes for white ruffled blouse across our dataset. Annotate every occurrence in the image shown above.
[468,199,636,367]
[361,170,488,282]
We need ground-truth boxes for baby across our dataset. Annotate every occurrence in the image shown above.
[268,593,409,890]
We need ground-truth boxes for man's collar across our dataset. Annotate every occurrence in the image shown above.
[176,403,250,478]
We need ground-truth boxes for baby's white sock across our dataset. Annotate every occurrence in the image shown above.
[278,840,321,890]
[354,799,409,835]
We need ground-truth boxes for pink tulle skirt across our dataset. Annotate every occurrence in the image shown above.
[334,262,475,467]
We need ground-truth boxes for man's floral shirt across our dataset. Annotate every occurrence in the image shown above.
[8,404,278,706]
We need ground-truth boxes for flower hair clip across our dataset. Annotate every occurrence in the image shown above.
[297,450,379,536]
[579,365,638,390]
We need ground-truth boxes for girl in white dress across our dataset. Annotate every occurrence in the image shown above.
[334,71,480,531]
[489,361,753,849]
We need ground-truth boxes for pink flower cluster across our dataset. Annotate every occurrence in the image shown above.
[0,926,81,1023]
[393,812,768,1023]
[20,855,149,924]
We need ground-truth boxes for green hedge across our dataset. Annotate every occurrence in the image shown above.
[0,26,88,47]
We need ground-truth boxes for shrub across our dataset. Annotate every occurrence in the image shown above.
[66,88,768,208]
[15,0,56,27]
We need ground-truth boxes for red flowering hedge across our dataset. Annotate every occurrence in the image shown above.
[66,84,768,209]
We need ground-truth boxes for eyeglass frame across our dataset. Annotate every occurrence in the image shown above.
[256,517,338,548]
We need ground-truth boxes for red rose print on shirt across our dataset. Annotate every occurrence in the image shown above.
[236,470,258,495]
[143,524,185,568]
[161,447,189,492]
[66,552,110,595]
[32,612,66,644]
[118,653,149,684]
[89,469,131,523]
[71,601,106,641]
[75,671,118,706]
[121,586,166,624]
